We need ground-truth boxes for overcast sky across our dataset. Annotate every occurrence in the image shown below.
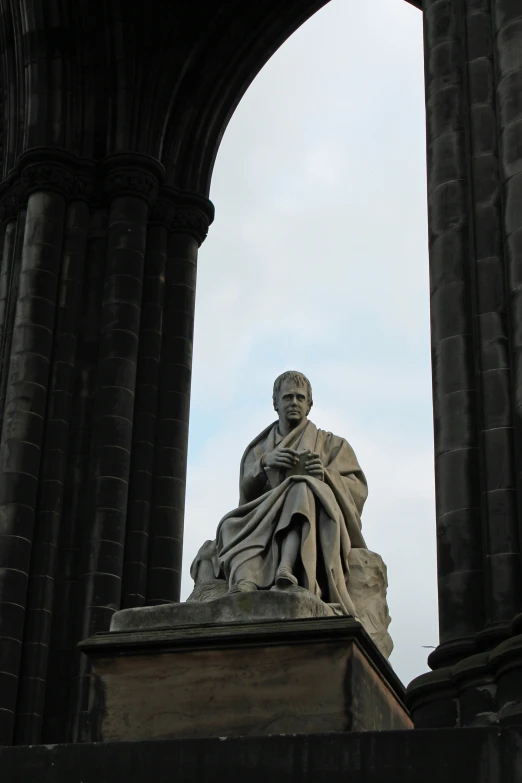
[181,0,437,687]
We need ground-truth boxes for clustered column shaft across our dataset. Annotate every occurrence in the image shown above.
[121,224,167,609]
[43,207,109,744]
[0,153,212,745]
[0,188,66,742]
[423,0,522,671]
[467,0,522,643]
[493,0,522,610]
[407,0,522,729]
[425,0,484,666]
[14,200,90,744]
[146,228,198,605]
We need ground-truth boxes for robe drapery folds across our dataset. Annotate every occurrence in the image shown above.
[194,419,368,617]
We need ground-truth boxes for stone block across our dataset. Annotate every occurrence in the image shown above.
[110,586,337,632]
[80,617,412,742]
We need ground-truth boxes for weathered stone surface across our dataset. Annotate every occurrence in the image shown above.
[190,372,368,620]
[110,586,336,632]
[347,549,393,658]
[1,727,522,783]
[81,617,412,741]
[184,547,394,659]
[186,577,229,603]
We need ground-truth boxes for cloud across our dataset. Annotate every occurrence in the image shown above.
[184,0,436,686]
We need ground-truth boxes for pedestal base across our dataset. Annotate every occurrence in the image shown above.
[2,728,522,783]
[407,631,522,728]
[80,617,411,741]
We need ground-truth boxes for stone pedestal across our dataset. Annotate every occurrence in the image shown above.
[80,616,411,741]
[111,587,339,631]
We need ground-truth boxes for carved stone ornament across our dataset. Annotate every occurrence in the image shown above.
[21,162,77,199]
[104,154,165,206]
[0,149,95,222]
[0,183,23,224]
[171,206,211,244]
[149,188,214,245]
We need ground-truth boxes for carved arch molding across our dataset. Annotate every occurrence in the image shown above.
[0,0,343,193]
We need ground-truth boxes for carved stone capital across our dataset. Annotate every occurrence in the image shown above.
[19,149,95,201]
[0,181,23,224]
[20,161,75,199]
[0,149,95,222]
[149,196,176,228]
[149,187,214,245]
[104,154,165,206]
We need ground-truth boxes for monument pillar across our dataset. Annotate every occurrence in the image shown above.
[407,0,522,727]
[0,150,213,746]
[146,192,209,607]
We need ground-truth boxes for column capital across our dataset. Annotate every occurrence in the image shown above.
[103,154,165,207]
[0,181,23,224]
[149,187,215,246]
[0,149,95,223]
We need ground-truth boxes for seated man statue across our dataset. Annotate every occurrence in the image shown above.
[190,370,368,617]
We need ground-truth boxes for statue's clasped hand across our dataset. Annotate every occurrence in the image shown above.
[305,452,324,480]
[262,447,325,480]
[263,446,299,470]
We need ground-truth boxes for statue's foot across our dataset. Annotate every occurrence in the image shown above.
[275,565,298,587]
[229,579,258,594]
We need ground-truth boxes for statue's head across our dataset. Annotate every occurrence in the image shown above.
[272,371,313,424]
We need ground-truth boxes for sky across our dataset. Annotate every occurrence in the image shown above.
[181,0,438,688]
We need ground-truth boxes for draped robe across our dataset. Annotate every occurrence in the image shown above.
[210,418,368,616]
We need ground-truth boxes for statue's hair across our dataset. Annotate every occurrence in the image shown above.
[272,371,313,409]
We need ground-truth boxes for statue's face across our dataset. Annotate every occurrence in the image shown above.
[275,380,310,425]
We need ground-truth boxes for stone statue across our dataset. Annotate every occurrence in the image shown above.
[189,371,393,657]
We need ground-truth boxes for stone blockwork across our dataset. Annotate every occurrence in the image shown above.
[405,0,522,730]
[346,549,393,658]
[0,148,213,747]
[0,0,521,757]
[186,547,394,658]
[0,728,521,783]
[111,588,338,631]
[408,629,522,729]
[80,617,411,741]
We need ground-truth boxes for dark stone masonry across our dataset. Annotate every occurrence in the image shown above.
[1,728,521,783]
[0,0,521,779]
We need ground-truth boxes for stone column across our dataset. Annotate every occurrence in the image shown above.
[0,220,17,369]
[42,207,109,744]
[120,221,168,608]
[146,191,213,606]
[494,0,522,617]
[407,0,522,728]
[0,210,27,431]
[71,156,163,739]
[490,0,522,728]
[0,151,87,744]
[424,0,485,671]
[80,156,163,636]
[424,0,522,668]
[14,199,90,744]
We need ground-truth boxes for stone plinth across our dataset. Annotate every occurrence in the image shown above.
[185,548,394,659]
[111,587,337,632]
[1,728,521,783]
[80,616,412,741]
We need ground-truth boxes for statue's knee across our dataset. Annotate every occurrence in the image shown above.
[196,559,217,585]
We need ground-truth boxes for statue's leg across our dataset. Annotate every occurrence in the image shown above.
[228,562,259,593]
[276,523,300,586]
